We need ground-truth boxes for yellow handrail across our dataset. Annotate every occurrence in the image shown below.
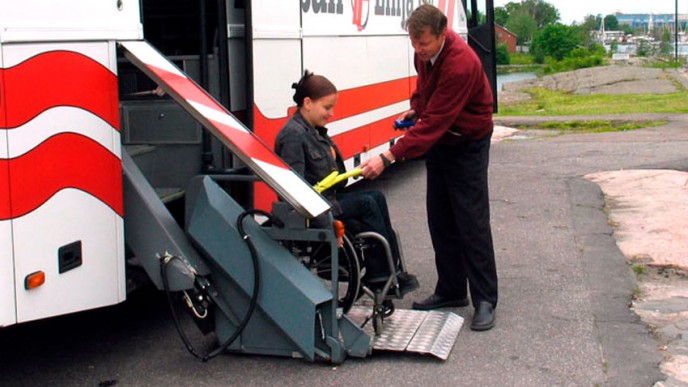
[312,168,362,193]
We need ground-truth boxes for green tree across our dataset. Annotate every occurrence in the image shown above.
[508,11,538,44]
[577,15,602,50]
[532,23,580,61]
[495,6,510,26]
[502,0,560,43]
[580,14,601,30]
[527,0,560,27]
[660,29,673,55]
[509,0,559,28]
[620,24,635,35]
[603,15,619,30]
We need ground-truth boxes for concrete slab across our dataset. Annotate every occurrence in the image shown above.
[583,169,688,384]
[585,169,688,269]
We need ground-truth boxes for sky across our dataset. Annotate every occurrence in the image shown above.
[492,0,686,25]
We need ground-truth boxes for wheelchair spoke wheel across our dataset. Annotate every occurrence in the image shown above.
[307,235,361,313]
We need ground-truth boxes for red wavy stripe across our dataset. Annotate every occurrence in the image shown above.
[0,162,8,220]
[0,133,123,220]
[252,76,416,212]
[0,51,120,130]
[253,75,417,154]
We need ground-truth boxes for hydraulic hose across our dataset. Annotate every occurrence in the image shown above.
[161,255,205,360]
[160,208,279,361]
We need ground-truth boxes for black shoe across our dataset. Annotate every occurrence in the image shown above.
[471,301,496,331]
[412,294,469,310]
[397,272,419,294]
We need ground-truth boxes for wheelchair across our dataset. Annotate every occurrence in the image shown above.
[350,228,416,333]
[279,219,414,335]
[272,168,416,334]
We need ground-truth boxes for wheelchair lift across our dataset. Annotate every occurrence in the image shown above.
[121,41,464,363]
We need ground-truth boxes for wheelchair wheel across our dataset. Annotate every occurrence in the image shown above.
[305,234,361,313]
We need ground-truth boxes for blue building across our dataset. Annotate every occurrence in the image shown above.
[615,13,688,32]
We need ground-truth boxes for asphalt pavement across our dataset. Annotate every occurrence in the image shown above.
[1,114,686,386]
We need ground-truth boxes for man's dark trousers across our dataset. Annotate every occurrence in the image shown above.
[425,134,498,307]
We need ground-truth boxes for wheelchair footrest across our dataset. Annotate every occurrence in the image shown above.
[347,306,464,360]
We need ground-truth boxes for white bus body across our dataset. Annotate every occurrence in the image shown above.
[0,0,471,326]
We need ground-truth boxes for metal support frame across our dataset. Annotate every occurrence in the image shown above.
[185,177,370,363]
[266,201,345,353]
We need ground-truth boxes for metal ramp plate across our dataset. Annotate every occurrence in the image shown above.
[348,306,464,360]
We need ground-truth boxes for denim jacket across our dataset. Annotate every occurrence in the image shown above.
[275,111,348,188]
[275,111,347,215]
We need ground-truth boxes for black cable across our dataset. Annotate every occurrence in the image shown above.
[203,209,268,360]
[160,256,204,360]
[160,208,280,361]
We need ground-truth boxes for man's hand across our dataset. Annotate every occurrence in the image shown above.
[398,109,417,122]
[361,150,394,180]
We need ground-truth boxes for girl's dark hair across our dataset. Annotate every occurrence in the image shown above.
[291,70,337,107]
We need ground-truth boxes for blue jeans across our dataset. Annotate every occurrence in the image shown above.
[336,190,400,281]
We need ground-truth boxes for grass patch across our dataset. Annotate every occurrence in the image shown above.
[632,264,647,275]
[643,58,687,69]
[632,287,642,301]
[498,88,688,116]
[509,53,536,65]
[497,64,543,75]
[515,119,667,133]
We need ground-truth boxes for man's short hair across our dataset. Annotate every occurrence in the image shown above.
[405,4,448,38]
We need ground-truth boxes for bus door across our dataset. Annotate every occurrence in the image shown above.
[463,0,498,111]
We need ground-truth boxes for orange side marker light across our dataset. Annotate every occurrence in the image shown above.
[25,271,45,290]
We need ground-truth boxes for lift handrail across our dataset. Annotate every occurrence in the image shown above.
[312,168,363,193]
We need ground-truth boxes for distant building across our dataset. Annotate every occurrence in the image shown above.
[495,24,518,54]
[615,13,688,32]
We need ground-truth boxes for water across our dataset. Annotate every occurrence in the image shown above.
[496,72,537,91]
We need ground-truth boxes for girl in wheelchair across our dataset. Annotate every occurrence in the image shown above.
[274,70,419,303]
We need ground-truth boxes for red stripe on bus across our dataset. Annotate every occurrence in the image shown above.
[252,75,416,212]
[0,51,120,130]
[253,75,416,148]
[333,76,413,121]
[0,133,123,220]
[0,161,8,221]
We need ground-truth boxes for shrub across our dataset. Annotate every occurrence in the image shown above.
[510,52,535,65]
[532,24,579,61]
[542,55,604,74]
[496,43,511,65]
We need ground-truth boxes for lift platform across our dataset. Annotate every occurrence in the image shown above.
[349,306,463,360]
[120,40,464,363]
